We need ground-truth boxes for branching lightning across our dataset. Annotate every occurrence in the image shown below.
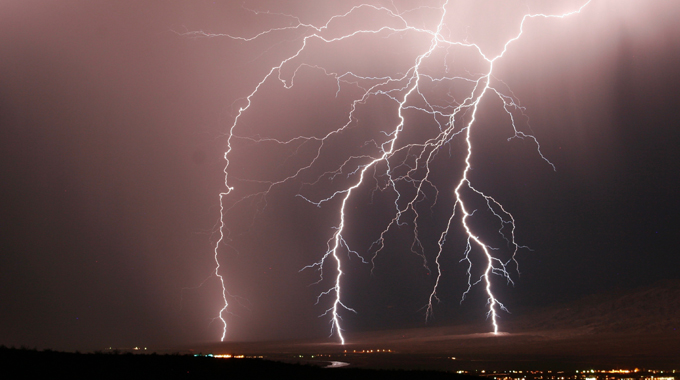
[203,0,593,344]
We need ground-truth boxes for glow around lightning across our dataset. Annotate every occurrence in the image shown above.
[206,0,592,344]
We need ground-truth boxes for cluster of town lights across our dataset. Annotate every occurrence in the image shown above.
[455,369,677,380]
[343,349,393,353]
[194,353,262,359]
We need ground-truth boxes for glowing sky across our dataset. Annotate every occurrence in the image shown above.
[0,0,679,351]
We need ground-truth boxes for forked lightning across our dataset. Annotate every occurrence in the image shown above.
[198,0,593,344]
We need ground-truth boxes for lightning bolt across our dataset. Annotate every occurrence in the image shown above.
[203,0,593,343]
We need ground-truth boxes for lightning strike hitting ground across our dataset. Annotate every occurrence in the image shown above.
[202,0,593,344]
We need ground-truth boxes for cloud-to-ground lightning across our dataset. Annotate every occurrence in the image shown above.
[201,0,593,344]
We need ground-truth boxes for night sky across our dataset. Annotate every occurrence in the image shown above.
[1,0,679,352]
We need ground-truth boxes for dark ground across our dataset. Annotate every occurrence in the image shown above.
[0,346,481,380]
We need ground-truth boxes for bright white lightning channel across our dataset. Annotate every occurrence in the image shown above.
[203,0,593,344]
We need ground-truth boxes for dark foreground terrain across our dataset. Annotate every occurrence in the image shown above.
[0,346,481,380]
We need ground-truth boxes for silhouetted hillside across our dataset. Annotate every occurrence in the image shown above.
[0,346,482,379]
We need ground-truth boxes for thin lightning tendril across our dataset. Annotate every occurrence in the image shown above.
[206,0,593,344]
